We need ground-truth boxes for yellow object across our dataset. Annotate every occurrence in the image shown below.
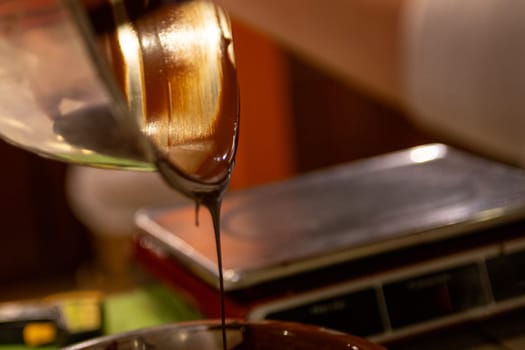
[23,322,57,347]
[61,298,101,332]
[44,290,104,333]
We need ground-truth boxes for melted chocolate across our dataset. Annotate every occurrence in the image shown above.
[86,1,239,349]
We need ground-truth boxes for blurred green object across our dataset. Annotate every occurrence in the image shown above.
[104,283,202,335]
[0,283,202,350]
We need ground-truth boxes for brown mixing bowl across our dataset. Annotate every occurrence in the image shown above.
[61,319,387,350]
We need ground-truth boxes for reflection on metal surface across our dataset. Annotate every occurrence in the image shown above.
[409,144,447,163]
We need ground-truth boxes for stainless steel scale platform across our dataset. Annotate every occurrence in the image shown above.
[134,144,525,347]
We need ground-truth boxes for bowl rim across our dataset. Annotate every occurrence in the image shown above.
[61,319,386,350]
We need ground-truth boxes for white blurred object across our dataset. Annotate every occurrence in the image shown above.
[403,0,525,164]
[66,166,189,236]
[66,166,190,290]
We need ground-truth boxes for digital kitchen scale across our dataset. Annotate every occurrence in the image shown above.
[134,144,525,345]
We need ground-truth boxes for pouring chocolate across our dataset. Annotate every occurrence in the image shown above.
[0,1,239,349]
